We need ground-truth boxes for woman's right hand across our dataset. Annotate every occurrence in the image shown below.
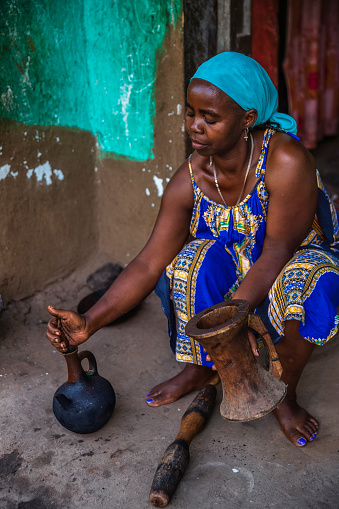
[46,305,90,353]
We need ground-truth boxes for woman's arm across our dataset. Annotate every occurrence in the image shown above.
[84,163,194,333]
[233,133,318,309]
[47,161,194,350]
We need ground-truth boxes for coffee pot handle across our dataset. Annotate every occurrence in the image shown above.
[248,313,283,380]
[78,350,98,375]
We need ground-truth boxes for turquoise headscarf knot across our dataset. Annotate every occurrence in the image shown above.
[191,52,297,134]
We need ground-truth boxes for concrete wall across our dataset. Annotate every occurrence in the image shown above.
[0,0,185,302]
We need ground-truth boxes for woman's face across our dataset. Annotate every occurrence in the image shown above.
[185,79,250,157]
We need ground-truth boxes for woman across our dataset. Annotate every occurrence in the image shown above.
[47,52,339,448]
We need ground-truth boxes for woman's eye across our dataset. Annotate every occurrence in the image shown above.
[185,110,194,117]
[205,118,216,125]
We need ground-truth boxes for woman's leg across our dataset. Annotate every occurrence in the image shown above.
[268,248,339,446]
[146,239,235,406]
[273,320,318,447]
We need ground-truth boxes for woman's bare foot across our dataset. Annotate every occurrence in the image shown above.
[273,320,318,447]
[145,363,220,407]
[273,396,319,447]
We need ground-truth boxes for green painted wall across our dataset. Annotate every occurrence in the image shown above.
[0,0,181,160]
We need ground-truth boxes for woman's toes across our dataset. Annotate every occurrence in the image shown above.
[301,421,319,440]
[145,394,163,406]
[145,387,160,399]
[291,425,318,446]
[145,397,155,406]
[309,415,319,426]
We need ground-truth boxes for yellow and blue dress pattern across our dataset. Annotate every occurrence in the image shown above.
[160,129,339,366]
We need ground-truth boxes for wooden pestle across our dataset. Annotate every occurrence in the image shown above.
[149,384,217,508]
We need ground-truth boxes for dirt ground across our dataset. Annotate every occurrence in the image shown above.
[0,257,339,509]
[1,135,339,508]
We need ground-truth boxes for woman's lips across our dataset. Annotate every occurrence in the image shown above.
[190,139,208,149]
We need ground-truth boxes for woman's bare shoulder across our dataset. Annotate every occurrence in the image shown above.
[161,158,194,209]
[265,131,317,190]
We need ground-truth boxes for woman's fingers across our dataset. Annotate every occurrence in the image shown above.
[205,353,217,370]
[46,305,89,353]
[46,331,68,352]
[46,319,61,336]
[248,329,260,356]
[47,305,70,320]
[46,306,71,352]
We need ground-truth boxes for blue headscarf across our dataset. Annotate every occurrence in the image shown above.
[191,52,297,134]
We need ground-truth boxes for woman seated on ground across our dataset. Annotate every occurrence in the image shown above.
[47,52,339,448]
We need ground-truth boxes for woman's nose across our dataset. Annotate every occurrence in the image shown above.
[189,116,203,133]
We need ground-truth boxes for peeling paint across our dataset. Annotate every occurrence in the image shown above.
[0,164,11,180]
[145,187,150,196]
[153,175,164,196]
[1,85,15,112]
[26,162,64,185]
[53,169,64,181]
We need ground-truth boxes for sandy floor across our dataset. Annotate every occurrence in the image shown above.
[0,260,338,509]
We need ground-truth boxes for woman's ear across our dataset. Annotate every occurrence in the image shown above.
[245,109,258,129]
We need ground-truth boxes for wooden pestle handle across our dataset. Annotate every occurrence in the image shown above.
[149,384,217,508]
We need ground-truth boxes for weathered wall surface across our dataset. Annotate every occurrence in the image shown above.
[0,0,181,161]
[0,0,184,301]
[96,25,185,263]
[0,122,98,300]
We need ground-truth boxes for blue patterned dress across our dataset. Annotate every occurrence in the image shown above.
[157,128,339,366]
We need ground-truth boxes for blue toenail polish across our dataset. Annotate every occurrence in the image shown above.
[298,438,307,445]
[146,398,153,403]
[147,391,151,395]
[309,436,314,441]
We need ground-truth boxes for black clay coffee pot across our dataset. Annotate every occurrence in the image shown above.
[53,346,116,434]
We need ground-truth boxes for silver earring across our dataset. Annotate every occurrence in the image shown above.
[244,127,249,141]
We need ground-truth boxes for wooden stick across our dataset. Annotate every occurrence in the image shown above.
[149,384,217,507]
